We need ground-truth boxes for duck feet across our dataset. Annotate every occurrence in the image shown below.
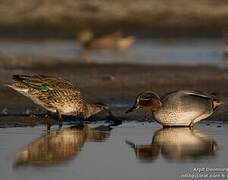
[44,112,55,131]
[58,120,63,130]
[57,110,64,130]
[47,124,51,131]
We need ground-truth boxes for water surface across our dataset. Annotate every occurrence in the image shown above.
[0,122,228,180]
[0,38,226,66]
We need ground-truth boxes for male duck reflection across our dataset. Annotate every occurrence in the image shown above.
[126,127,219,162]
[14,125,110,167]
[8,75,116,130]
[126,90,221,127]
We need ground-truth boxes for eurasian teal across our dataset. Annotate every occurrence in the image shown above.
[77,30,135,50]
[126,90,222,127]
[224,43,228,55]
[8,75,111,129]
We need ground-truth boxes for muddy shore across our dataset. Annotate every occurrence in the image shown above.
[1,55,228,127]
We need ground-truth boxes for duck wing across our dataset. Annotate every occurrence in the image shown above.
[180,90,213,100]
[180,90,214,101]
[162,90,214,113]
[12,75,78,91]
[10,75,83,113]
[177,90,215,113]
[162,90,212,100]
[182,90,222,110]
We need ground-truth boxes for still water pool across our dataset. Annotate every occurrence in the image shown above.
[0,122,228,180]
[0,38,227,66]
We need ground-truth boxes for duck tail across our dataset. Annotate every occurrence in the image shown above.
[6,75,31,93]
[210,92,222,110]
[125,140,136,150]
[7,83,29,93]
[12,74,32,82]
[13,75,22,81]
[213,99,222,110]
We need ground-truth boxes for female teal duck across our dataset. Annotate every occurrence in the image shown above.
[8,75,110,129]
[126,90,222,127]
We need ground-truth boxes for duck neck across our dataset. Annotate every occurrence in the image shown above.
[150,99,162,112]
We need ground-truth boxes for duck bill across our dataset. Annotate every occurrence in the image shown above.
[125,105,139,113]
[106,108,114,116]
[102,106,115,117]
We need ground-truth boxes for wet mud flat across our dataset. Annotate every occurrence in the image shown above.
[0,55,228,127]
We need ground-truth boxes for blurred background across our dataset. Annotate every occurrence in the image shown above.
[1,0,228,37]
[0,0,228,65]
[0,0,228,120]
[1,1,228,180]
[1,0,228,119]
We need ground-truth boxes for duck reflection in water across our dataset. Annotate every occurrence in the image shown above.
[14,125,110,167]
[126,127,219,162]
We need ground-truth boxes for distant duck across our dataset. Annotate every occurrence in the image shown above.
[224,43,228,55]
[14,125,110,167]
[126,90,222,127]
[77,30,135,51]
[8,75,111,130]
[126,127,219,162]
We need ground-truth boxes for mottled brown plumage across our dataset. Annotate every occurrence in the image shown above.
[8,75,108,121]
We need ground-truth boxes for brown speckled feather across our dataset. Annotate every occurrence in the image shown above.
[12,75,77,90]
[9,75,85,116]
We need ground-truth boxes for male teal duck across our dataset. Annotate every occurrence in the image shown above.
[126,90,222,127]
[8,75,110,129]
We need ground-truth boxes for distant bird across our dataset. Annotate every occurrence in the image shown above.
[8,75,111,130]
[126,90,222,127]
[224,43,228,55]
[126,127,219,162]
[77,30,135,51]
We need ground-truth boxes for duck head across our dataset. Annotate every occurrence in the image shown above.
[78,30,94,44]
[126,91,162,113]
[84,102,113,119]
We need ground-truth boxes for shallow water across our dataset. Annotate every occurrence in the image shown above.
[1,122,228,180]
[0,38,227,66]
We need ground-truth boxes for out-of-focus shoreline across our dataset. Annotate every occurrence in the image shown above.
[1,0,228,38]
[0,25,225,39]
